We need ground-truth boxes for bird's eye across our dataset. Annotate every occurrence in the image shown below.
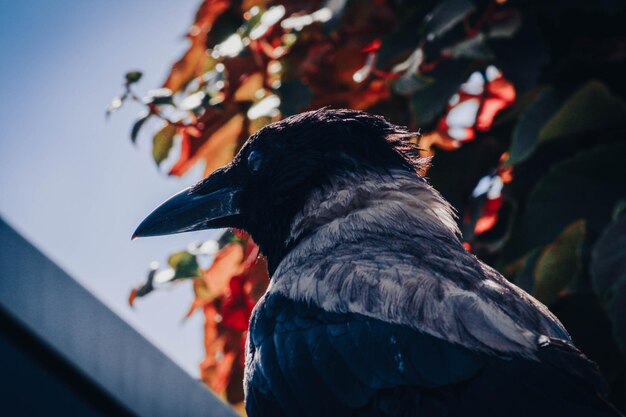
[247,150,263,173]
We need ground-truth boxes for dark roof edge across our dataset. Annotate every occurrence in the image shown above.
[0,217,239,417]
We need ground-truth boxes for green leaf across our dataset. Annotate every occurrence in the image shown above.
[533,220,585,305]
[377,8,426,68]
[168,251,200,279]
[612,199,626,220]
[442,34,493,59]
[548,293,624,376]
[146,88,174,106]
[391,48,429,96]
[130,113,150,143]
[591,212,626,305]
[591,213,626,356]
[508,82,626,165]
[392,73,433,96]
[410,59,473,125]
[539,81,626,143]
[125,70,143,84]
[489,18,548,95]
[422,0,476,41]
[607,278,626,356]
[510,247,542,294]
[507,88,561,165]
[208,8,245,46]
[152,123,178,166]
[487,10,521,39]
[277,79,312,116]
[178,91,206,111]
[521,142,626,254]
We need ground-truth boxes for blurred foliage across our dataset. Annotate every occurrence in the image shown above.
[113,0,626,411]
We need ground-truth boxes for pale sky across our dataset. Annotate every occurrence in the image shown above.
[0,0,218,377]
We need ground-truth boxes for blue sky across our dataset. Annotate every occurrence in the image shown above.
[0,1,218,376]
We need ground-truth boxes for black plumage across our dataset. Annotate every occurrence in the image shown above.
[246,293,616,417]
[134,109,622,416]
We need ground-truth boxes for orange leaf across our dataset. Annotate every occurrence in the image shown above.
[169,106,245,177]
[202,113,247,177]
[203,303,220,352]
[245,256,270,299]
[163,0,230,93]
[163,42,208,94]
[184,297,210,319]
[128,288,138,307]
[420,131,462,151]
[474,212,498,235]
[192,275,211,300]
[233,72,264,102]
[204,242,246,295]
[208,350,237,393]
[350,79,390,110]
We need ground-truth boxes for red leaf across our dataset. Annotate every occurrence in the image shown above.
[476,77,516,131]
[362,39,382,53]
[221,274,255,331]
[474,196,503,235]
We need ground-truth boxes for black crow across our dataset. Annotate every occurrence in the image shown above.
[134,109,621,417]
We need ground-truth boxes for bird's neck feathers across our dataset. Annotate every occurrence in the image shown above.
[286,168,461,251]
[268,168,570,358]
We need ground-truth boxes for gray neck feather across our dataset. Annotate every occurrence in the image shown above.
[268,169,570,358]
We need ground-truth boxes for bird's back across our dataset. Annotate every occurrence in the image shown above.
[245,292,617,417]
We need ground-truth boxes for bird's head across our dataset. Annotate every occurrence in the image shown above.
[133,108,425,273]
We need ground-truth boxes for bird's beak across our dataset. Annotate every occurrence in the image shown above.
[132,167,242,239]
